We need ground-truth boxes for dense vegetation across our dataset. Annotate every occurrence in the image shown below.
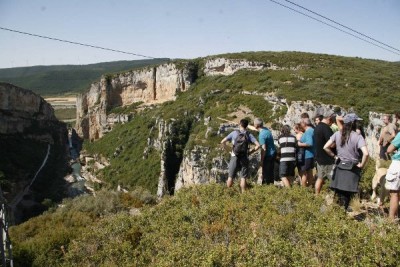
[0,59,169,96]
[84,111,161,193]
[10,185,400,266]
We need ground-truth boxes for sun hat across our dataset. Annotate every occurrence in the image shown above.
[343,113,363,124]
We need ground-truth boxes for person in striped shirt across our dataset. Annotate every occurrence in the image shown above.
[277,125,297,187]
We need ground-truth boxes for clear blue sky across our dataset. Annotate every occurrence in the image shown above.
[0,0,399,68]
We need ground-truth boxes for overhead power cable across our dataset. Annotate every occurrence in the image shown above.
[268,0,400,56]
[283,0,400,54]
[0,26,157,59]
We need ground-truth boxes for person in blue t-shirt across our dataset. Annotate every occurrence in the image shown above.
[220,119,260,192]
[253,118,276,185]
[298,118,315,187]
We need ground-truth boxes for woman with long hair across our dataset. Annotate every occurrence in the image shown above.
[323,113,369,210]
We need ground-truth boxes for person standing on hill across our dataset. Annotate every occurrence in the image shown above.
[378,114,396,160]
[277,125,297,187]
[297,118,315,187]
[253,118,276,185]
[220,119,260,192]
[293,123,304,182]
[386,131,400,220]
[314,113,335,194]
[324,113,369,210]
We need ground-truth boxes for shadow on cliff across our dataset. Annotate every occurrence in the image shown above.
[164,116,195,195]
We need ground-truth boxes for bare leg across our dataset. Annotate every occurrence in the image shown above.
[281,177,291,188]
[389,190,399,220]
[315,178,324,194]
[307,170,314,187]
[226,177,233,188]
[299,171,306,187]
[240,178,246,193]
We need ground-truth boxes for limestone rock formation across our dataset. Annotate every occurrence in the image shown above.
[204,58,277,76]
[0,82,57,136]
[76,63,195,140]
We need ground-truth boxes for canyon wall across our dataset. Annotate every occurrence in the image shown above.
[0,83,68,222]
[76,63,195,140]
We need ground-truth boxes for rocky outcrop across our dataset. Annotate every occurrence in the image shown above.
[0,82,57,136]
[76,63,195,140]
[175,145,260,192]
[204,58,278,76]
[0,83,69,223]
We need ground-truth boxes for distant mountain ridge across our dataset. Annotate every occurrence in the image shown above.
[0,58,169,96]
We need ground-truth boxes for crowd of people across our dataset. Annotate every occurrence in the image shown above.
[220,112,400,221]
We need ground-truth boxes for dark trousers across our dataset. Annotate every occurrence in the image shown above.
[380,145,391,160]
[335,189,354,210]
[262,154,276,185]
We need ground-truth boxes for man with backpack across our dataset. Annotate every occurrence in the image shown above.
[220,119,260,192]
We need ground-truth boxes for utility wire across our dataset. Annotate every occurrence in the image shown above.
[268,0,400,56]
[0,26,157,59]
[283,0,400,53]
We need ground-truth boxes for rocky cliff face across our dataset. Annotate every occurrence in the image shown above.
[0,83,69,223]
[76,58,275,141]
[76,63,195,140]
[0,82,56,136]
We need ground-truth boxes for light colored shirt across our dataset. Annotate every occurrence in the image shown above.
[330,131,366,163]
[381,123,396,146]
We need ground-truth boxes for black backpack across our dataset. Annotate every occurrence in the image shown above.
[233,131,249,156]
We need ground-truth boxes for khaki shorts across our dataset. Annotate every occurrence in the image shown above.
[317,163,333,179]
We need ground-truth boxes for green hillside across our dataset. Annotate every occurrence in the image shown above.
[0,59,169,96]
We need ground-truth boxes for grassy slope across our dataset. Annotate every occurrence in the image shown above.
[0,59,169,96]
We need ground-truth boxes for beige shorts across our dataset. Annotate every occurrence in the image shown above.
[317,163,333,179]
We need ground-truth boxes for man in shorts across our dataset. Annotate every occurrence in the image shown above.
[314,112,335,194]
[220,119,260,192]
